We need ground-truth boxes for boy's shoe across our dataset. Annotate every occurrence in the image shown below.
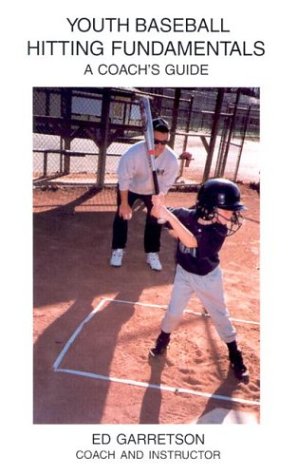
[146,252,162,271]
[149,332,170,357]
[149,346,168,357]
[110,249,124,267]
[229,350,249,382]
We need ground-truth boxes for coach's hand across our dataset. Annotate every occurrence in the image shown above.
[119,203,132,220]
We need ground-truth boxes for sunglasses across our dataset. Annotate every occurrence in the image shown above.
[154,139,168,145]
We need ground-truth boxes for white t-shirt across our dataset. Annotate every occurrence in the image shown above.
[117,140,179,195]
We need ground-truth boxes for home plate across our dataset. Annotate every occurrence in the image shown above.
[193,408,258,424]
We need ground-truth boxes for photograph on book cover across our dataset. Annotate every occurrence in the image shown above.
[3,0,297,472]
[33,86,260,425]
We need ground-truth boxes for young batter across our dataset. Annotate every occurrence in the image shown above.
[149,178,249,382]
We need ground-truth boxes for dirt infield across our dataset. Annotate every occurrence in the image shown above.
[33,184,259,424]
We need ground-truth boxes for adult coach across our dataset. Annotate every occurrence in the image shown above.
[110,118,179,271]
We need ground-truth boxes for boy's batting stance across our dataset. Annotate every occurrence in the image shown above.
[150,178,249,382]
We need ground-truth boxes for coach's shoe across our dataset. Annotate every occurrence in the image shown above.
[149,331,171,357]
[146,252,162,271]
[229,349,249,382]
[110,249,124,267]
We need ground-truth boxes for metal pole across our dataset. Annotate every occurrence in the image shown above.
[96,89,111,189]
[219,88,241,177]
[61,88,72,174]
[233,105,251,181]
[182,95,194,152]
[214,113,230,177]
[202,88,225,182]
[169,88,181,149]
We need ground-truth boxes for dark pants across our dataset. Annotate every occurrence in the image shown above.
[112,189,162,253]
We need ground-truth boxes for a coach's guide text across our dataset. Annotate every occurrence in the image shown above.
[26,16,266,77]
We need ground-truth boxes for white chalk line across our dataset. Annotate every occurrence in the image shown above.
[55,367,260,407]
[52,297,260,407]
[52,298,108,370]
[105,297,260,326]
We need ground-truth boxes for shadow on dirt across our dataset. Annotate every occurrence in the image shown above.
[139,355,167,424]
[33,191,176,423]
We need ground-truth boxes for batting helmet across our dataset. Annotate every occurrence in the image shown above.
[196,179,246,235]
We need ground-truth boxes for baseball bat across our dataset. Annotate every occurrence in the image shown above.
[138,95,166,224]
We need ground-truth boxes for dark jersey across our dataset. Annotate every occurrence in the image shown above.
[170,207,227,276]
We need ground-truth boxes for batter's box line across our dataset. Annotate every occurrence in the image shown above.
[55,367,260,407]
[52,297,260,407]
[105,298,260,326]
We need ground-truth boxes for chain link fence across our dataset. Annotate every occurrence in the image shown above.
[33,87,259,188]
[33,88,144,185]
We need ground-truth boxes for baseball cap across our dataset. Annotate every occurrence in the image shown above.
[152,117,170,133]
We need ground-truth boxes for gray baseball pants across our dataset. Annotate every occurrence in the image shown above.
[161,264,237,343]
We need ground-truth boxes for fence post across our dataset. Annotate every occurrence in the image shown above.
[61,88,72,174]
[202,88,225,182]
[214,113,231,177]
[169,88,181,149]
[96,89,111,189]
[233,105,251,182]
[219,88,241,177]
[182,95,194,152]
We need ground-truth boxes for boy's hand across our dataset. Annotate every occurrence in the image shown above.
[151,204,162,219]
[151,194,167,224]
[152,194,164,207]
[151,203,168,221]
